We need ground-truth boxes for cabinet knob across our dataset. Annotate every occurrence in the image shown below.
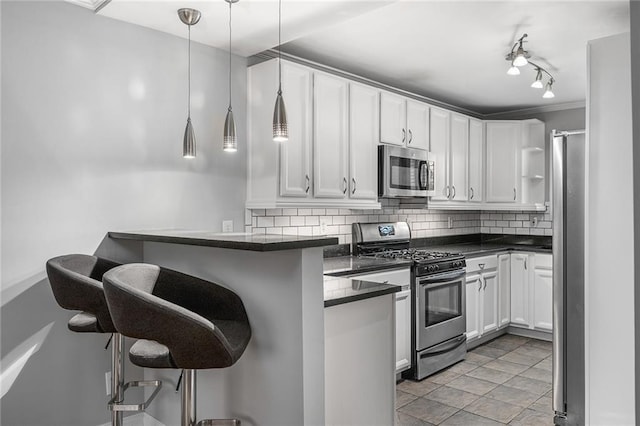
[478,263,485,270]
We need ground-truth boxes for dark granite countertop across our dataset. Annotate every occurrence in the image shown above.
[411,242,552,259]
[323,256,412,277]
[324,276,401,308]
[109,230,338,252]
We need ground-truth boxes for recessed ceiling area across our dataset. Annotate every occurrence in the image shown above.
[93,0,630,115]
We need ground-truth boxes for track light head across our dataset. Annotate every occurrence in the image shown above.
[531,68,544,88]
[543,79,555,98]
[507,64,521,75]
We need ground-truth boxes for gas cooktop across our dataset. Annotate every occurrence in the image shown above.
[362,249,463,263]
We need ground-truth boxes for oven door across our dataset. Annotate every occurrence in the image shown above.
[416,269,466,351]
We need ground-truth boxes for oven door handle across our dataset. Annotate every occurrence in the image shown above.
[418,270,466,286]
[419,335,466,359]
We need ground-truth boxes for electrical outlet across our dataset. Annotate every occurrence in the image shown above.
[531,216,538,227]
[105,371,112,396]
[222,220,233,232]
[319,218,329,234]
[448,216,453,229]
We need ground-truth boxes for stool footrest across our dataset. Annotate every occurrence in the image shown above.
[108,380,162,412]
[196,420,241,426]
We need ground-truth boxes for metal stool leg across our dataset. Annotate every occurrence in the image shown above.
[182,369,197,426]
[111,333,124,426]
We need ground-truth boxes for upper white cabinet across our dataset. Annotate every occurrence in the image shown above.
[468,118,484,203]
[430,107,450,201]
[429,109,469,203]
[486,121,520,203]
[349,83,380,201]
[380,91,429,150]
[313,72,349,199]
[246,59,380,209]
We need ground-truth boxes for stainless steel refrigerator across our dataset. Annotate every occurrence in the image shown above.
[551,130,586,426]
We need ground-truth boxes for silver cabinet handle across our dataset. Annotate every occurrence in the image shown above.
[408,129,413,144]
[351,177,356,194]
[524,258,527,270]
[445,186,451,198]
[402,128,406,143]
[452,185,456,199]
[478,263,485,270]
[483,276,487,290]
[343,177,347,194]
[305,175,310,193]
[470,187,474,200]
[513,188,517,201]
[477,278,482,291]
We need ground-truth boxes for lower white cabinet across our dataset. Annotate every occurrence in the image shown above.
[497,253,511,328]
[533,255,553,331]
[510,253,531,327]
[510,252,553,332]
[465,256,500,342]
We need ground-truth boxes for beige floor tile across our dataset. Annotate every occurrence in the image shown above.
[529,395,553,414]
[485,384,541,408]
[513,345,552,360]
[509,408,555,425]
[523,339,552,351]
[484,359,530,375]
[519,367,552,384]
[486,338,524,352]
[466,366,515,384]
[397,389,419,408]
[396,411,437,426]
[424,385,480,409]
[398,379,441,397]
[503,375,552,397]
[533,357,552,372]
[499,351,542,367]
[398,398,459,425]
[447,375,499,396]
[440,410,506,425]
[464,396,524,423]
[466,352,494,366]
[498,334,530,346]
[472,345,509,359]
[427,369,461,385]
[447,360,479,375]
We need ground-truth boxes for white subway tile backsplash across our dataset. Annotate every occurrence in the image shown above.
[274,216,290,227]
[290,216,306,226]
[298,208,313,216]
[257,216,274,228]
[305,216,320,226]
[282,208,298,216]
[312,209,326,216]
[266,208,282,216]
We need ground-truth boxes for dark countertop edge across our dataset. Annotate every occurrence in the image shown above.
[324,283,401,308]
[324,259,413,277]
[109,232,339,252]
[463,246,552,258]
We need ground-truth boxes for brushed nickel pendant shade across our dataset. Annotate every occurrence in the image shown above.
[179,8,201,159]
[223,0,239,152]
[272,0,288,142]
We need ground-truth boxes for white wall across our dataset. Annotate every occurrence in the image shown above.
[1,2,247,424]
[586,32,635,425]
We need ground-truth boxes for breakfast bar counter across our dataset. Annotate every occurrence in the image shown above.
[99,230,338,426]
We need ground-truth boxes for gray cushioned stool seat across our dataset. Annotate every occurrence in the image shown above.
[46,254,121,333]
[103,263,251,370]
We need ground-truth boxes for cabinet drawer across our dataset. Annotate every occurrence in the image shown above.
[535,253,552,269]
[466,255,498,273]
[352,268,410,287]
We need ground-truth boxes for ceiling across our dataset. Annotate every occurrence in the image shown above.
[93,0,630,115]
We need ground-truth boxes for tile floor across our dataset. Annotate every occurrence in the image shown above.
[396,334,553,425]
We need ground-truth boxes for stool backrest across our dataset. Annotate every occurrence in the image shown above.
[46,254,120,333]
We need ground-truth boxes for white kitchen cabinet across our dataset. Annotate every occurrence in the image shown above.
[450,113,470,201]
[429,107,451,201]
[394,289,411,372]
[313,72,349,198]
[533,255,553,331]
[465,272,481,341]
[510,253,531,328]
[481,270,498,335]
[349,83,379,200]
[468,118,484,203]
[497,253,511,328]
[465,256,499,342]
[486,121,520,203]
[380,91,429,150]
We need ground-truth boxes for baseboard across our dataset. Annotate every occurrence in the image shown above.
[506,326,553,341]
[97,413,165,426]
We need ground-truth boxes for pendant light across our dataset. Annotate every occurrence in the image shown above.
[531,68,544,88]
[272,0,288,142]
[543,79,555,99]
[507,62,521,76]
[178,8,201,159]
[223,0,238,152]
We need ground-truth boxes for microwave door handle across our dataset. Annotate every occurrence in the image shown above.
[419,161,428,190]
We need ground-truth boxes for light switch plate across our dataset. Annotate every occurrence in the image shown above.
[319,218,329,234]
[222,220,233,232]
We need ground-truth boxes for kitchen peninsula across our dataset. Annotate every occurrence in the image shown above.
[99,230,397,426]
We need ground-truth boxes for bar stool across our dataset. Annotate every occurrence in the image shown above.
[46,254,161,426]
[102,263,252,426]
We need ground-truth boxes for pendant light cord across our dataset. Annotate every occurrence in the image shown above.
[188,25,191,118]
[278,0,282,94]
[228,1,232,111]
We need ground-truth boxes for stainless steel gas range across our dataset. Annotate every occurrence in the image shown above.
[353,222,467,381]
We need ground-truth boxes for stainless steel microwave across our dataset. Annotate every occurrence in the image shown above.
[378,145,435,198]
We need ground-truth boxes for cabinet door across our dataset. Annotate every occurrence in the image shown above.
[486,122,520,203]
[481,270,499,335]
[465,273,481,341]
[406,100,429,150]
[468,118,484,203]
[430,108,450,201]
[533,267,553,331]
[279,63,313,197]
[380,91,406,146]
[349,84,379,200]
[313,73,349,198]
[497,254,511,328]
[510,253,530,327]
[450,113,469,201]
[395,290,412,373]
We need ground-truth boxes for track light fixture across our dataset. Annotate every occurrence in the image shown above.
[505,34,556,99]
